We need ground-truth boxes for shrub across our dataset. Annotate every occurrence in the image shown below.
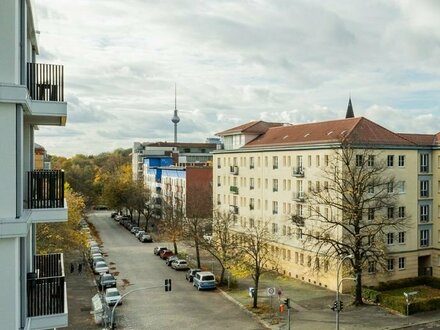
[362,288,381,303]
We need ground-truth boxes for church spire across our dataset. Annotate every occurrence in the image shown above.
[345,97,354,118]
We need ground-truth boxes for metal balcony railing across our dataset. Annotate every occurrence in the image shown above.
[27,254,66,317]
[28,170,64,209]
[292,167,305,177]
[291,215,305,227]
[230,186,239,194]
[27,63,64,102]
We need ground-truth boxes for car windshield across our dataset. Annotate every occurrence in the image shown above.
[102,275,113,280]
[203,275,215,281]
[107,291,120,297]
[96,262,107,267]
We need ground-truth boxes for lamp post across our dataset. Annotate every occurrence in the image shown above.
[335,254,353,330]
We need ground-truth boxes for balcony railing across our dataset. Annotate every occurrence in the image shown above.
[292,167,305,177]
[230,186,239,194]
[291,215,305,227]
[293,192,305,202]
[229,205,239,215]
[27,254,66,317]
[28,170,64,209]
[229,166,239,175]
[27,63,64,102]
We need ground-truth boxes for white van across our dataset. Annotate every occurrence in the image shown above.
[193,271,216,290]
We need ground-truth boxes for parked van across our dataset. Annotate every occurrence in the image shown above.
[193,271,216,290]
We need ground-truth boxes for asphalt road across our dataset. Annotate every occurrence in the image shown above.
[88,211,266,330]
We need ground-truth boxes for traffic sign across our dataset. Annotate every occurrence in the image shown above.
[267,287,276,297]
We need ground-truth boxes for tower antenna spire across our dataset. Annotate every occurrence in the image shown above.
[171,83,180,143]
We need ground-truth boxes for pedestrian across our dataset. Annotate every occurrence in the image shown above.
[78,262,82,274]
[70,262,74,273]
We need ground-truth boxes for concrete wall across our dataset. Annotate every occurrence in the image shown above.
[0,0,20,83]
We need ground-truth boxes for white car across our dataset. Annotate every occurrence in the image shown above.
[94,261,109,274]
[104,287,122,306]
[171,259,189,270]
[135,230,145,239]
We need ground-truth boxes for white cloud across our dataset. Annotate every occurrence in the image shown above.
[33,0,440,156]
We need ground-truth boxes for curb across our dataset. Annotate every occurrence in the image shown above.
[218,287,277,330]
[386,319,440,330]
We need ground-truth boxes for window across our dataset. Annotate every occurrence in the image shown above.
[250,178,255,190]
[420,180,429,197]
[398,181,406,193]
[249,218,255,228]
[296,228,303,240]
[387,233,394,245]
[216,158,221,169]
[307,256,312,267]
[324,181,329,191]
[398,231,406,244]
[315,155,320,167]
[420,154,429,173]
[368,208,375,221]
[368,155,375,166]
[387,155,394,167]
[273,156,278,169]
[398,257,405,269]
[249,198,254,210]
[387,182,394,193]
[250,157,255,169]
[217,176,221,187]
[368,185,374,194]
[273,179,278,192]
[387,207,394,219]
[272,201,278,215]
[324,155,329,166]
[420,229,430,247]
[368,261,376,273]
[420,205,429,222]
[356,155,364,167]
[387,259,394,271]
[282,225,286,235]
[398,155,405,167]
[272,223,278,234]
[398,206,406,218]
[300,253,304,265]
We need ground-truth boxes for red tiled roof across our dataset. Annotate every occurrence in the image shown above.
[143,142,217,149]
[398,133,437,146]
[216,121,284,136]
[243,117,417,148]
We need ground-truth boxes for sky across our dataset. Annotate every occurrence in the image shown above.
[34,0,440,157]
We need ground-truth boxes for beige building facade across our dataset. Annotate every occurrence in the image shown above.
[213,117,440,291]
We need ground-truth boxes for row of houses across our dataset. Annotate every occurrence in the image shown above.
[135,106,440,292]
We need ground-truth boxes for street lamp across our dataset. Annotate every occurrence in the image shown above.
[335,254,353,330]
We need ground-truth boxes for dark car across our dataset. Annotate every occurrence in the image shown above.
[186,268,201,282]
[110,212,118,218]
[159,250,174,260]
[165,255,179,266]
[96,273,117,290]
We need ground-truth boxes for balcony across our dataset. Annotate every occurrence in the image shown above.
[230,186,239,195]
[229,166,239,175]
[25,62,67,126]
[27,170,68,223]
[291,215,305,227]
[229,205,239,215]
[293,192,305,202]
[27,254,68,329]
[292,167,305,177]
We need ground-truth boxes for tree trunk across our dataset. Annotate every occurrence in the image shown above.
[354,266,363,305]
[195,239,201,268]
[173,240,178,255]
[253,274,259,308]
[220,267,225,285]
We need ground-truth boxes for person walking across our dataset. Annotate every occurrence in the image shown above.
[70,262,74,273]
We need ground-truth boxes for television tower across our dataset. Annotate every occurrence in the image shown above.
[171,83,180,143]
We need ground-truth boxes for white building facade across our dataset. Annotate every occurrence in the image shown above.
[0,0,68,329]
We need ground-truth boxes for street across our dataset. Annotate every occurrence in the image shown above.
[88,211,266,330]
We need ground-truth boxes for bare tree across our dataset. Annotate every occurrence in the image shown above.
[184,182,213,268]
[159,198,185,254]
[237,220,277,308]
[303,143,408,305]
[202,211,240,285]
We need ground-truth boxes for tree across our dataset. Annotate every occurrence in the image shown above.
[201,211,239,284]
[236,220,277,308]
[160,199,185,254]
[184,182,213,268]
[37,184,87,253]
[303,143,408,305]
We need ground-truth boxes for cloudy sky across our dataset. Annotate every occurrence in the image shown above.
[34,0,440,156]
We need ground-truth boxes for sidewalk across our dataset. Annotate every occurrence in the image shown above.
[178,242,440,330]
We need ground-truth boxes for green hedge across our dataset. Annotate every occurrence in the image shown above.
[362,288,381,303]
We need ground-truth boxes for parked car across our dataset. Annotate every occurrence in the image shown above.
[90,246,102,254]
[91,256,105,267]
[110,212,118,218]
[88,240,99,248]
[165,255,179,266]
[171,259,189,271]
[185,268,201,282]
[130,226,140,234]
[94,261,109,275]
[135,230,145,239]
[153,246,168,255]
[159,250,174,260]
[193,271,216,290]
[96,273,117,290]
[114,215,123,222]
[139,234,153,243]
[104,287,122,306]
